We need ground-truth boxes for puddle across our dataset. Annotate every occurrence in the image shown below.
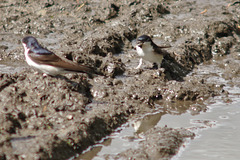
[75,123,139,160]
[174,57,240,159]
[175,101,240,160]
[77,97,240,160]
[75,93,240,160]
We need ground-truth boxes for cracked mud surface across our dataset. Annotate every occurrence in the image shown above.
[0,0,240,159]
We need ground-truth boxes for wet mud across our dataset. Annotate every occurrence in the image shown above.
[0,0,239,159]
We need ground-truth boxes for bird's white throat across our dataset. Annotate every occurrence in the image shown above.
[135,41,163,69]
[136,41,153,57]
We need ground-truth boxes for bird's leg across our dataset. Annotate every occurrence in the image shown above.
[135,58,143,69]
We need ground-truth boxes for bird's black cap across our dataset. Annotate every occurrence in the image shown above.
[22,36,40,48]
[137,35,152,42]
[22,36,52,54]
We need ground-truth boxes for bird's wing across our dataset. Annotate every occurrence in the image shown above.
[153,44,171,56]
[51,60,95,74]
[28,49,61,64]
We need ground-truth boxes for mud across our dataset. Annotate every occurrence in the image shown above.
[104,127,195,160]
[0,0,239,159]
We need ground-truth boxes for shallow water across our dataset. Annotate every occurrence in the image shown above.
[80,97,240,160]
[176,100,240,160]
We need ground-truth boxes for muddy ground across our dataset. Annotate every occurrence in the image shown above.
[0,0,239,159]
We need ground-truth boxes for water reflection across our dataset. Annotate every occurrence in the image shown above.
[74,98,207,160]
[76,139,112,160]
[132,112,165,134]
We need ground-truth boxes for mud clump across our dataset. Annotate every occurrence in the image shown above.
[105,127,195,160]
[0,0,239,159]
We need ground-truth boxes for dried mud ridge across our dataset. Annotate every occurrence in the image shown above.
[0,0,239,159]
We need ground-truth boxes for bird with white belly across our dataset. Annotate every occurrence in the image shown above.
[135,35,170,69]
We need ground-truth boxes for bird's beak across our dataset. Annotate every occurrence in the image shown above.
[137,41,143,48]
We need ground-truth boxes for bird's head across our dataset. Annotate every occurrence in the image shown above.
[136,35,152,48]
[22,36,40,50]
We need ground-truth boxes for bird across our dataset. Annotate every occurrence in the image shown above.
[22,36,96,76]
[135,35,170,69]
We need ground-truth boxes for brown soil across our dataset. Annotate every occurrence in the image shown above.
[0,0,239,159]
